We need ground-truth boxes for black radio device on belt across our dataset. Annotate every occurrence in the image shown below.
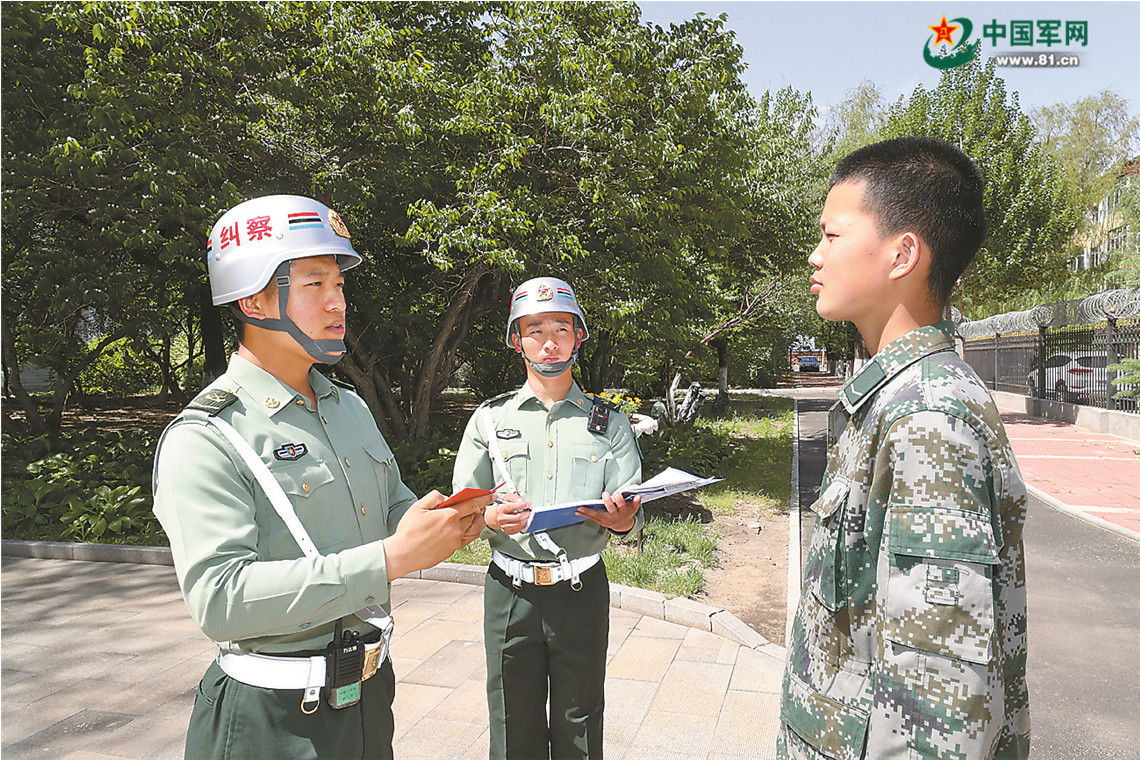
[326,619,365,709]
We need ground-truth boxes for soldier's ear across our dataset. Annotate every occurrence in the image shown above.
[510,331,523,354]
[888,232,924,282]
[238,293,270,321]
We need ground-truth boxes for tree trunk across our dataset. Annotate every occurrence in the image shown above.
[338,341,402,442]
[47,330,126,446]
[201,291,228,385]
[1,321,49,437]
[713,336,729,408]
[579,328,613,393]
[406,266,499,440]
[139,334,187,406]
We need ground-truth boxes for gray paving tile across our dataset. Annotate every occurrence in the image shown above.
[710,690,781,758]
[627,710,718,759]
[606,635,683,682]
[728,645,785,694]
[392,682,452,741]
[1,558,786,760]
[649,660,732,717]
[401,639,484,689]
[392,716,485,760]
[3,709,136,758]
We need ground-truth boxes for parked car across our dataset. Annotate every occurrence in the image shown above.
[1027,351,1108,401]
[798,356,820,372]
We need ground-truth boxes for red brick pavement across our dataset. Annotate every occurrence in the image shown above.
[999,411,1140,538]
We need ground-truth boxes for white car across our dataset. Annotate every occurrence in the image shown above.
[1027,351,1108,401]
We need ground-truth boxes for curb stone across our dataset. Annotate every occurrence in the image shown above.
[1,542,786,655]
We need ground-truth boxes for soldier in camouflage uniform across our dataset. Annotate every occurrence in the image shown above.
[779,138,1030,759]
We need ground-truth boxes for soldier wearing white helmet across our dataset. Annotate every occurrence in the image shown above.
[453,276,643,760]
[153,194,491,759]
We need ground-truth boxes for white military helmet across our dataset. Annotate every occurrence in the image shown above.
[207,194,361,306]
[207,194,362,365]
[504,277,589,347]
[505,277,588,376]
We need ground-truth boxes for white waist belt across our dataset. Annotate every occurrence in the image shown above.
[492,550,600,586]
[216,633,390,709]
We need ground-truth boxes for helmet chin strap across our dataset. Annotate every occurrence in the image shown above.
[230,261,347,365]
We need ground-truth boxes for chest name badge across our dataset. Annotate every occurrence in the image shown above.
[497,429,522,440]
[274,443,309,461]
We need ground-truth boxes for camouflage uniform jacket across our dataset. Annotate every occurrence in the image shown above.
[779,322,1030,760]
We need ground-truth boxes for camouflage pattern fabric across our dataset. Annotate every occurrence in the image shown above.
[778,322,1030,759]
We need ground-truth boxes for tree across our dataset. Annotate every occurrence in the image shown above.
[2,2,317,440]
[2,2,816,444]
[884,58,1081,310]
[819,80,888,163]
[1032,90,1140,219]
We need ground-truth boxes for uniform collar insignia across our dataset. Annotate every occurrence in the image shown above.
[840,322,956,414]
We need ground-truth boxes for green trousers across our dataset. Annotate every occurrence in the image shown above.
[484,560,610,760]
[184,658,395,760]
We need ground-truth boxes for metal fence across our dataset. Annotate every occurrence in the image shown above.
[954,288,1140,413]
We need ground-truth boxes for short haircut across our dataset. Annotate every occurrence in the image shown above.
[831,136,986,306]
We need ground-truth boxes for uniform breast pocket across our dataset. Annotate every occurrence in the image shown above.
[497,440,529,494]
[264,459,340,557]
[804,477,850,613]
[570,443,613,500]
[883,506,1001,664]
[364,440,395,509]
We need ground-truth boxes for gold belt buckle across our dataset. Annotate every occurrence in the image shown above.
[532,564,557,586]
[361,645,380,681]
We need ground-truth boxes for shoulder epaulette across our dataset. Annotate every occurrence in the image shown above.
[481,390,516,408]
[186,389,239,417]
[585,393,620,412]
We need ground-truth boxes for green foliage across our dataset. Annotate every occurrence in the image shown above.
[639,419,734,478]
[1,429,161,542]
[1032,90,1140,221]
[77,337,161,396]
[883,58,1081,310]
[603,516,715,597]
[387,440,461,497]
[1108,358,1140,400]
[61,485,153,542]
[595,391,642,416]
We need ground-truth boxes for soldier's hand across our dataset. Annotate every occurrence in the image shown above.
[384,490,493,580]
[485,492,531,535]
[578,491,641,534]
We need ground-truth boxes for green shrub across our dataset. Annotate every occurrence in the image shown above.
[387,439,460,497]
[638,422,734,478]
[1,429,162,542]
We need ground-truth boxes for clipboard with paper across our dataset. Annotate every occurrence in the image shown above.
[522,467,723,533]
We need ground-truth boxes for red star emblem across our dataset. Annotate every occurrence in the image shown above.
[928,14,959,46]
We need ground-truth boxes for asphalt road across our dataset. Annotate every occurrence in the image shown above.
[793,396,1140,758]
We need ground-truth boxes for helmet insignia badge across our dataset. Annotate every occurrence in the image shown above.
[329,209,351,239]
[536,284,554,301]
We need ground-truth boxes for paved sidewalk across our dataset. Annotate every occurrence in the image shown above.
[0,557,785,760]
[999,410,1140,538]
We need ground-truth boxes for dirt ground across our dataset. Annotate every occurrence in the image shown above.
[697,501,789,647]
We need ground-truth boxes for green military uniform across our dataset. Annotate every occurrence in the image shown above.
[153,354,417,759]
[779,322,1030,759]
[453,380,642,760]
